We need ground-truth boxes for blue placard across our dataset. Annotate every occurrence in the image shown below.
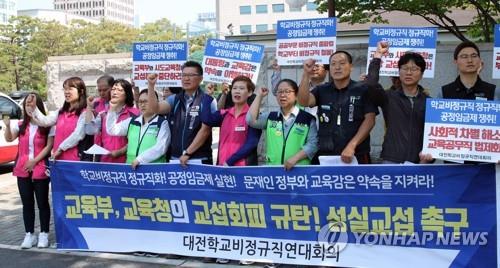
[204,39,264,63]
[495,24,500,47]
[277,18,336,40]
[51,161,497,267]
[425,99,500,127]
[368,27,437,48]
[133,42,188,61]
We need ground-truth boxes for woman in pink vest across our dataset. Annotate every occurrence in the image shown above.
[201,76,261,167]
[25,77,87,161]
[85,79,139,163]
[3,92,53,249]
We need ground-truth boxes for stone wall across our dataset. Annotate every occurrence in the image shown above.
[46,53,132,111]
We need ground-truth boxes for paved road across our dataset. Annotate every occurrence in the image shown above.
[0,163,277,267]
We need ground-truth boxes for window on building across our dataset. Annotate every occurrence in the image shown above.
[290,6,302,12]
[256,4,267,14]
[256,24,268,32]
[272,24,277,30]
[272,4,284,13]
[239,5,251,15]
[240,25,251,34]
[0,13,7,24]
[306,2,318,11]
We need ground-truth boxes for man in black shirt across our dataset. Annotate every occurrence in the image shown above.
[441,41,497,100]
[298,51,378,164]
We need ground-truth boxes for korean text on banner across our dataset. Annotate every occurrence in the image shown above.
[202,39,264,85]
[493,24,500,79]
[51,161,497,268]
[422,98,500,163]
[276,18,336,66]
[132,42,188,88]
[367,27,437,78]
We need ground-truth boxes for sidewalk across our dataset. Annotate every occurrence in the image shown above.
[0,170,262,267]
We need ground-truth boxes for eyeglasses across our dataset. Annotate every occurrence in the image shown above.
[138,100,149,105]
[276,89,295,95]
[400,66,421,73]
[457,53,479,60]
[181,73,201,78]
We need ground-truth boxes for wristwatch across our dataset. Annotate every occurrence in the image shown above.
[182,150,192,157]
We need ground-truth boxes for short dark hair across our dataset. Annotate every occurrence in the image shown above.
[139,88,158,99]
[231,75,255,92]
[453,41,480,60]
[182,61,203,76]
[329,50,353,64]
[398,52,426,73]
[113,79,135,107]
[97,75,114,87]
[277,79,299,95]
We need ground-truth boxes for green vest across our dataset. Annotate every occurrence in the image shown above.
[265,110,313,165]
[126,115,166,163]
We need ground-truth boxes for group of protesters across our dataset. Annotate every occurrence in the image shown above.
[2,40,497,267]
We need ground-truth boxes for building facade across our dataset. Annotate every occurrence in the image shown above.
[53,0,134,26]
[0,0,16,24]
[216,0,325,37]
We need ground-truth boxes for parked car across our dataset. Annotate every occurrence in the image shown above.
[0,92,22,164]
[9,91,30,105]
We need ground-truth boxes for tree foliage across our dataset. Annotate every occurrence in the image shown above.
[0,16,210,96]
[315,0,499,42]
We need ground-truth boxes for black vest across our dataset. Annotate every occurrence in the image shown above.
[315,81,372,155]
[441,77,496,100]
[168,89,212,159]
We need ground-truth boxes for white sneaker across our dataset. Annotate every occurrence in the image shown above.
[37,232,49,248]
[20,233,37,249]
[216,258,230,264]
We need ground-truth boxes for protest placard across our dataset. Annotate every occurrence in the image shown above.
[133,42,188,88]
[202,39,264,84]
[276,18,336,66]
[367,27,437,78]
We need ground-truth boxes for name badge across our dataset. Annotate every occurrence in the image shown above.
[235,126,246,132]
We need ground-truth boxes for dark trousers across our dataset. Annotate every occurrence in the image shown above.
[312,153,372,165]
[17,177,50,233]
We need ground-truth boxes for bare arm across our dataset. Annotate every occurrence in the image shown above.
[186,123,211,155]
[146,73,171,115]
[217,83,229,110]
[341,113,376,163]
[247,87,268,128]
[3,117,17,142]
[179,123,211,166]
[284,150,308,171]
[297,59,317,107]
[33,135,54,163]
[110,144,128,158]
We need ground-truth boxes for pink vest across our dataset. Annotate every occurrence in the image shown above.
[13,122,49,179]
[93,98,108,146]
[218,104,250,166]
[94,98,108,113]
[54,110,81,161]
[100,106,139,163]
